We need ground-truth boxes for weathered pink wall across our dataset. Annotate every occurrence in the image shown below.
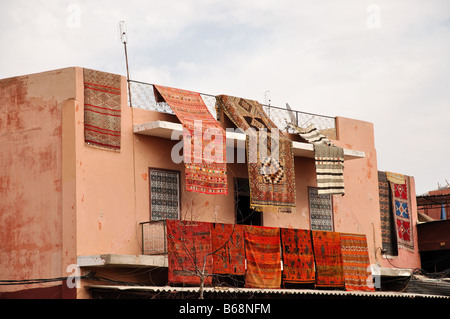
[0,68,76,294]
[72,68,138,256]
[0,67,422,298]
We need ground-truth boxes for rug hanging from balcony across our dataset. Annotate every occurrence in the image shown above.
[339,233,375,291]
[166,219,213,286]
[215,95,295,212]
[314,144,345,195]
[290,123,345,195]
[390,175,414,252]
[378,171,397,256]
[83,68,121,151]
[280,228,315,285]
[244,225,282,289]
[386,171,406,185]
[311,230,344,288]
[290,123,333,146]
[210,223,245,275]
[153,85,228,195]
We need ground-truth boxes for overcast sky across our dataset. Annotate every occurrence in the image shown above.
[1,0,449,195]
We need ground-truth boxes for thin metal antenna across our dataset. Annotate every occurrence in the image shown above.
[265,90,271,117]
[265,90,271,106]
[119,21,132,107]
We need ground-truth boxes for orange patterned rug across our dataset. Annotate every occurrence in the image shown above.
[154,85,228,195]
[166,219,213,286]
[244,225,282,289]
[280,228,315,284]
[340,233,375,291]
[210,223,245,275]
[311,230,344,288]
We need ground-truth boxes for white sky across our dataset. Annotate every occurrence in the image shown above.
[1,0,449,195]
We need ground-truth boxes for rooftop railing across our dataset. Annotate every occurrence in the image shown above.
[128,80,337,139]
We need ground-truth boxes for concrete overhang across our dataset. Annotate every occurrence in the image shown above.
[133,120,365,160]
[77,254,168,268]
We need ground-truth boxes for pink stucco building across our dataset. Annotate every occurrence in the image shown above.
[0,67,423,299]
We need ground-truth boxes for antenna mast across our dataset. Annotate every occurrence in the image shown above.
[119,21,132,107]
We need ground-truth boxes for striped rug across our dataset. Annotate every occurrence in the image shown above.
[314,145,345,195]
[290,123,333,146]
[340,233,375,291]
[291,123,345,195]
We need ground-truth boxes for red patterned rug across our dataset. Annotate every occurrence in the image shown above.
[280,228,315,284]
[154,85,228,195]
[244,225,282,289]
[83,68,121,151]
[166,219,213,286]
[210,223,245,275]
[311,230,344,288]
[390,175,414,251]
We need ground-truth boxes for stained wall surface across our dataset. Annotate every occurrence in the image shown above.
[0,68,76,294]
[0,67,421,298]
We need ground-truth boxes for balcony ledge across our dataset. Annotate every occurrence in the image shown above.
[77,254,168,268]
[133,120,365,160]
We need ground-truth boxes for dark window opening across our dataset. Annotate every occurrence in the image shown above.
[235,178,262,226]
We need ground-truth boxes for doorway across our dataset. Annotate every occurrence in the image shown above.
[235,178,262,226]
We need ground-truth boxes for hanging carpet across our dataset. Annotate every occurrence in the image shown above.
[378,171,397,256]
[210,223,245,275]
[244,225,282,289]
[215,95,295,212]
[311,230,345,288]
[340,233,375,291]
[153,85,228,195]
[290,123,344,195]
[280,228,315,284]
[290,123,333,146]
[314,145,345,195]
[390,174,414,251]
[166,219,213,286]
[83,68,122,151]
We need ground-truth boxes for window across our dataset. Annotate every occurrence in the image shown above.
[308,187,334,231]
[235,178,262,226]
[149,169,180,220]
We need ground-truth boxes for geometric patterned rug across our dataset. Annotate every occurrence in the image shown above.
[340,233,375,291]
[154,85,228,195]
[309,187,334,231]
[390,175,414,252]
[215,95,296,212]
[280,228,315,284]
[166,219,213,286]
[311,230,345,288]
[378,171,398,256]
[83,68,122,151]
[210,223,245,276]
